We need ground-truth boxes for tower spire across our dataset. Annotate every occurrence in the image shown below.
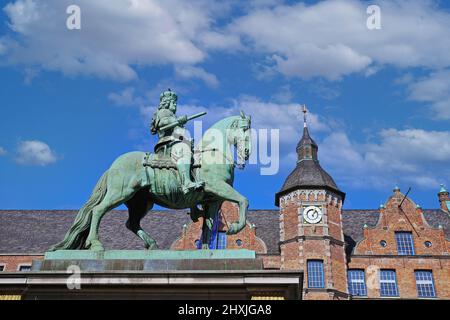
[296,104,318,162]
[276,103,345,206]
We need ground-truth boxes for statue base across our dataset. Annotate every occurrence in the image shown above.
[33,249,262,272]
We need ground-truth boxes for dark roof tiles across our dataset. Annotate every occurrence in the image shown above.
[279,160,341,194]
[1,209,449,256]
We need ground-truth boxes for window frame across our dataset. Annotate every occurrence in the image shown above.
[395,231,415,255]
[379,269,399,297]
[307,260,325,289]
[415,270,436,298]
[17,264,32,272]
[347,269,367,297]
[217,231,227,250]
[0,264,5,272]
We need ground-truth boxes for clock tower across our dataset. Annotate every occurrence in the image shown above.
[275,106,349,300]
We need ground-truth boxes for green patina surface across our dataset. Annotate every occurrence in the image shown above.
[49,89,253,252]
[45,249,256,260]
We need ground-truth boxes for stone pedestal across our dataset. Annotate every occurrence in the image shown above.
[1,250,303,300]
[33,249,262,272]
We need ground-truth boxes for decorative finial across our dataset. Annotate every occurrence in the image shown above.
[302,104,308,128]
[379,204,385,209]
[394,185,400,192]
[416,204,421,209]
[439,184,447,193]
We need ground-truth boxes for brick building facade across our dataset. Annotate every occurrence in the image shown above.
[1,117,449,300]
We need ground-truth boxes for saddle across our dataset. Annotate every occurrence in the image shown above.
[142,146,202,197]
[142,151,201,169]
[142,139,201,169]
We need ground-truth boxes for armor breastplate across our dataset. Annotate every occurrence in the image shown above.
[153,108,188,153]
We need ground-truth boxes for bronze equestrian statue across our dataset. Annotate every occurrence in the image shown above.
[50,89,252,251]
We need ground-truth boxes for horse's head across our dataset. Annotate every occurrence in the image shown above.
[229,111,252,169]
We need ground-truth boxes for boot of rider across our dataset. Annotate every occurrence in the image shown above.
[178,163,204,195]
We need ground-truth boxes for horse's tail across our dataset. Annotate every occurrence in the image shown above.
[48,171,109,251]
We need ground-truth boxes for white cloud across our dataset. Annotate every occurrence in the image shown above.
[233,96,329,145]
[173,95,330,147]
[1,0,218,81]
[408,69,450,120]
[4,0,450,84]
[15,140,58,166]
[107,84,450,192]
[0,147,7,156]
[2,0,450,101]
[177,97,450,192]
[108,87,143,107]
[319,129,450,190]
[229,0,450,80]
[197,31,242,51]
[175,65,219,88]
[112,86,332,151]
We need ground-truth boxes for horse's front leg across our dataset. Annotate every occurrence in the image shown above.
[205,182,248,235]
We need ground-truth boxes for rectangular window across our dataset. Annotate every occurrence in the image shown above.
[217,232,227,249]
[307,260,325,288]
[380,270,399,297]
[395,232,415,255]
[415,270,436,298]
[0,265,5,272]
[347,269,367,296]
[18,265,31,272]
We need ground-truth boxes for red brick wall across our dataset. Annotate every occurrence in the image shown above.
[349,189,450,299]
[171,202,268,254]
[0,255,43,272]
[355,190,449,256]
[279,189,348,300]
[348,257,450,299]
[261,255,281,269]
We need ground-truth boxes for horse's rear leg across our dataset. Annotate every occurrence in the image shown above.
[125,193,158,250]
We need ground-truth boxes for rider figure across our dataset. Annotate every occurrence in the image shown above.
[150,89,204,195]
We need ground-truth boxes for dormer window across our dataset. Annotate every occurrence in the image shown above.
[395,232,415,255]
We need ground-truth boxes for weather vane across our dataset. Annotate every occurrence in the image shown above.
[301,104,308,127]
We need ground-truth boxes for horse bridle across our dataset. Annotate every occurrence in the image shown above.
[197,118,250,168]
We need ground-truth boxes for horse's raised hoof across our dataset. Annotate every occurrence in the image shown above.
[86,240,104,251]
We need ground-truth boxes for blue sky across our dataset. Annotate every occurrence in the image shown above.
[1,0,450,210]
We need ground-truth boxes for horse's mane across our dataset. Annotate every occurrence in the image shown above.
[195,115,240,152]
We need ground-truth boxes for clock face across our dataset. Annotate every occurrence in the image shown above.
[303,206,323,224]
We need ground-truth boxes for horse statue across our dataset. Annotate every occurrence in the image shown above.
[49,111,252,251]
